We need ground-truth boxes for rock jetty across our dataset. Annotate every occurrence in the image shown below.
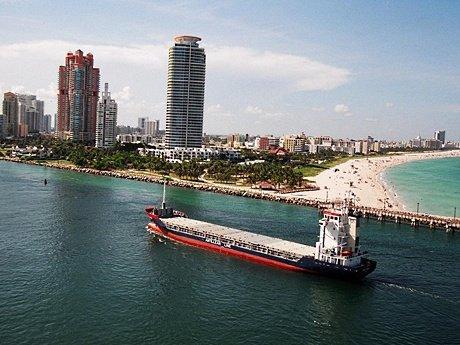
[1,157,458,232]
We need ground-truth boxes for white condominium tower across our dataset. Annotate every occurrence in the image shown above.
[96,83,118,148]
[165,35,206,148]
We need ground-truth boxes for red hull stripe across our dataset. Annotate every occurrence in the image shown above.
[147,223,310,273]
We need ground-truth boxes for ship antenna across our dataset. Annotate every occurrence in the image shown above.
[162,180,166,209]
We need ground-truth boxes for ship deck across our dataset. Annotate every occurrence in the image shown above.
[161,217,316,258]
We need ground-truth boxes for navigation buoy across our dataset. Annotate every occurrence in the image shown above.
[44,179,48,186]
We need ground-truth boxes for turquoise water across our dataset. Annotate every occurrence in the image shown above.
[384,157,460,217]
[0,161,458,344]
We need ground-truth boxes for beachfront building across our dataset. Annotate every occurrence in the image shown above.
[434,130,446,145]
[423,138,442,150]
[57,50,100,143]
[2,92,19,137]
[95,83,118,148]
[165,36,206,149]
[409,136,442,150]
[117,134,163,146]
[140,147,240,162]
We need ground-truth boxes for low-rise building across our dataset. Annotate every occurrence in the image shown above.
[140,147,241,162]
[282,135,306,153]
[116,134,162,145]
[11,145,52,158]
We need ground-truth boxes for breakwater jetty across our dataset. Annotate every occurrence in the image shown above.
[2,157,458,232]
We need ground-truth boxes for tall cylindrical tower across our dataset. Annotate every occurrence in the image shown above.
[165,36,206,149]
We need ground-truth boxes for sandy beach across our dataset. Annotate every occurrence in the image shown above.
[292,150,460,211]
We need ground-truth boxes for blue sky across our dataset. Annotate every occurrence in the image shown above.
[0,0,459,140]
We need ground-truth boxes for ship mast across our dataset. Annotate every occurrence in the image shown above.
[162,180,166,209]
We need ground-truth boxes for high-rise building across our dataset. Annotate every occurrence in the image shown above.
[0,114,5,138]
[2,92,18,137]
[165,36,206,148]
[434,130,446,144]
[96,83,118,148]
[42,114,52,133]
[17,94,44,136]
[145,119,160,135]
[137,117,149,134]
[57,50,100,142]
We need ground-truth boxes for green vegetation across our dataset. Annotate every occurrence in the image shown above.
[206,160,303,187]
[292,154,355,177]
[4,136,433,187]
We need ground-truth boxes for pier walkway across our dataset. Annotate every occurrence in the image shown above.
[348,206,459,232]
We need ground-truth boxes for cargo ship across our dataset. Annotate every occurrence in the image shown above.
[145,184,376,280]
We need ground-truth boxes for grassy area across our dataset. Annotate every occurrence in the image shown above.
[296,156,355,177]
[296,165,327,177]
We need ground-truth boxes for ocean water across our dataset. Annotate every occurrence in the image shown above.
[0,160,458,345]
[384,157,460,217]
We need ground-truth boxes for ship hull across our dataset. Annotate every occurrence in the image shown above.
[147,222,376,280]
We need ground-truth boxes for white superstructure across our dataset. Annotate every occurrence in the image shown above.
[315,204,365,267]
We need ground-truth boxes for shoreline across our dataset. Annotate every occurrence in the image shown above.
[294,150,460,212]
[1,153,459,230]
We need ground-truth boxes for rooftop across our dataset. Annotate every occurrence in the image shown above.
[174,35,201,44]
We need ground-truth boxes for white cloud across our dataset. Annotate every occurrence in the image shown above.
[385,102,394,108]
[334,104,352,117]
[244,105,263,114]
[0,39,351,126]
[208,45,350,91]
[112,86,132,102]
[334,104,350,113]
[0,40,349,93]
[244,105,286,119]
[0,40,167,67]
[36,82,57,101]
[311,107,325,112]
[2,83,57,112]
[205,103,233,118]
[11,85,26,93]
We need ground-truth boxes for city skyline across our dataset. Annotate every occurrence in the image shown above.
[0,1,459,140]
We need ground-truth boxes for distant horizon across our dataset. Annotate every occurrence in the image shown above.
[1,1,459,140]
